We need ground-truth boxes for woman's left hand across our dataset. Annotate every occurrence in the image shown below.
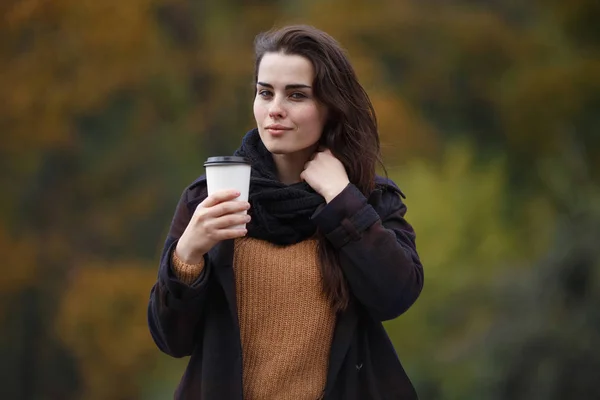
[300,148,350,203]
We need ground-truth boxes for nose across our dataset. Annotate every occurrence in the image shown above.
[268,97,286,119]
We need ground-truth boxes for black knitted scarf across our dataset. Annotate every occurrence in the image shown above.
[233,128,325,245]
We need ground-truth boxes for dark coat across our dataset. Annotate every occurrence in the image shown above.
[147,175,424,399]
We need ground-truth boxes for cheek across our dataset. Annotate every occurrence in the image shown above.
[298,109,325,143]
[253,98,265,121]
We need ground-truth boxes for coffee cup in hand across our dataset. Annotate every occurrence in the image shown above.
[204,156,252,229]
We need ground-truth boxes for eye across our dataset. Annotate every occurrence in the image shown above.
[290,92,307,100]
[258,89,273,98]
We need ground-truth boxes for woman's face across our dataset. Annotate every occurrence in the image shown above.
[253,52,328,158]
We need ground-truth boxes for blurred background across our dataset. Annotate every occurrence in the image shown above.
[1,0,599,399]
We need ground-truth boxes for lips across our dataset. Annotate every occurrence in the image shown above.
[264,124,292,136]
[265,124,292,131]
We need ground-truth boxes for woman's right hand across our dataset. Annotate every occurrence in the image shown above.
[175,190,251,264]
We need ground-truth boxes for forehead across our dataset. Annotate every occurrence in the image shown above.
[257,52,314,85]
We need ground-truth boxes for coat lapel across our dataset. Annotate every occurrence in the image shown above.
[323,304,358,397]
[208,239,240,332]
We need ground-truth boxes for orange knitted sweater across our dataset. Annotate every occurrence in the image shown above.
[172,237,336,400]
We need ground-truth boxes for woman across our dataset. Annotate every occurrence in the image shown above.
[148,25,424,400]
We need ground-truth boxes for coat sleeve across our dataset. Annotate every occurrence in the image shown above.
[312,181,424,321]
[147,184,211,358]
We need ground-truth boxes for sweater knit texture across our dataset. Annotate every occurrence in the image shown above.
[172,237,336,399]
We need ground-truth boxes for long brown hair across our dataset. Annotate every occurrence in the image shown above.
[254,25,383,312]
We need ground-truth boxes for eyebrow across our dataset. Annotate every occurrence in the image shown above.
[257,82,312,90]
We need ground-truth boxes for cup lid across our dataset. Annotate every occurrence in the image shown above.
[204,156,251,166]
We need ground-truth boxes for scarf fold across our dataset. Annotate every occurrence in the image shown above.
[233,128,325,245]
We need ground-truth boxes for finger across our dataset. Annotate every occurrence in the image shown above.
[303,158,313,170]
[210,200,250,218]
[207,213,251,230]
[212,228,248,241]
[196,200,250,220]
[310,150,327,163]
[308,149,321,161]
[201,189,242,208]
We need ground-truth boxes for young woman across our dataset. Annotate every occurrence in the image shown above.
[148,25,424,400]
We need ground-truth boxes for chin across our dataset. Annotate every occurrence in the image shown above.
[260,133,318,156]
[259,137,289,155]
[264,145,292,155]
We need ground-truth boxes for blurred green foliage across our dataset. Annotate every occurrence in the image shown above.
[1,0,598,399]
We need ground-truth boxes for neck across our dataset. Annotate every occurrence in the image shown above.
[272,147,316,185]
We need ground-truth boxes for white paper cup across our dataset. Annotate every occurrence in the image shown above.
[204,156,252,229]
